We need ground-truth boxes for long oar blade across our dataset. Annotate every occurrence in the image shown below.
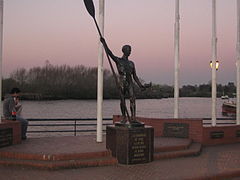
[83,0,95,18]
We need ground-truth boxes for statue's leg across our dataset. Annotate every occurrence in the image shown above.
[129,86,136,122]
[120,89,127,123]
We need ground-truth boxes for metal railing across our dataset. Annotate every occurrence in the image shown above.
[27,118,113,136]
[202,117,237,125]
[26,117,237,136]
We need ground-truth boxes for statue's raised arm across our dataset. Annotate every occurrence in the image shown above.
[100,37,118,63]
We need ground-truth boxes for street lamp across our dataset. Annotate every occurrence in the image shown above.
[210,60,219,70]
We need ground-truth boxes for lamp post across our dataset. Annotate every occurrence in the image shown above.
[174,0,180,118]
[0,0,3,122]
[236,0,240,125]
[96,0,105,142]
[211,0,217,126]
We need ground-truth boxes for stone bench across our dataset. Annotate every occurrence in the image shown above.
[0,120,21,147]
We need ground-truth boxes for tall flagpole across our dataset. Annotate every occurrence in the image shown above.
[0,0,3,122]
[236,0,240,125]
[174,0,180,118]
[96,0,104,142]
[211,0,217,126]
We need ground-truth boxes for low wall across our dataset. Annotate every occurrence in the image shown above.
[113,115,240,145]
[113,115,203,143]
[203,125,240,145]
[0,120,21,145]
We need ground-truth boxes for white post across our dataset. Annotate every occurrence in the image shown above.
[236,0,240,125]
[96,0,104,142]
[174,0,180,118]
[0,0,3,122]
[211,0,217,126]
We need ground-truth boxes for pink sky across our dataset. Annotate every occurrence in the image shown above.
[2,0,238,85]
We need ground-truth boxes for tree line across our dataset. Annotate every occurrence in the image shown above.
[180,82,236,98]
[2,63,236,100]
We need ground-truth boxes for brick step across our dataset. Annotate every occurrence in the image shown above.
[0,150,112,161]
[154,137,192,153]
[154,143,202,160]
[154,138,192,153]
[0,156,118,170]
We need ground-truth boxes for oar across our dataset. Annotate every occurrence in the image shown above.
[83,0,102,38]
[83,0,131,122]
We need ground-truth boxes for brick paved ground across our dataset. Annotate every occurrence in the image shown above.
[0,136,107,154]
[0,136,240,179]
[0,136,192,154]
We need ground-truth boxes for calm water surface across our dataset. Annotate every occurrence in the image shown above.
[20,97,229,119]
[14,97,233,137]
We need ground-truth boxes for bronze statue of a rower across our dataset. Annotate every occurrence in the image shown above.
[100,38,151,125]
[83,0,151,126]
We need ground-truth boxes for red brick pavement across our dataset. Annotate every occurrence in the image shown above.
[0,136,239,179]
[0,136,107,154]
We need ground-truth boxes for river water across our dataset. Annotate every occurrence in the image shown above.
[13,97,232,137]
[20,97,230,119]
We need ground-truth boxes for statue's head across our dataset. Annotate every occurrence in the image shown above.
[122,45,131,57]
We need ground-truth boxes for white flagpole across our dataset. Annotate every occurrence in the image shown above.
[236,0,240,125]
[0,0,3,122]
[211,0,217,126]
[96,0,104,142]
[174,0,180,118]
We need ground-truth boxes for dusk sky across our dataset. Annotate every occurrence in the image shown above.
[2,0,238,85]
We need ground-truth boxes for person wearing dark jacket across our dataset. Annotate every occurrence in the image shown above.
[3,88,28,140]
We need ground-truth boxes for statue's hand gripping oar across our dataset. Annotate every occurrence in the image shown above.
[83,0,116,79]
[83,0,131,121]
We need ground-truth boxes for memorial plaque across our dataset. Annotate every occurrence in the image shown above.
[0,128,13,148]
[236,130,240,137]
[163,123,189,138]
[129,129,150,164]
[210,131,224,139]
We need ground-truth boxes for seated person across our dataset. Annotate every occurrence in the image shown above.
[15,96,23,116]
[3,88,28,140]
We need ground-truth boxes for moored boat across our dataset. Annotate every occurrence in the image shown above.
[222,101,236,116]
[221,95,229,100]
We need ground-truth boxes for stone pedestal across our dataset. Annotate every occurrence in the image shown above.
[106,125,154,164]
[0,120,21,147]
